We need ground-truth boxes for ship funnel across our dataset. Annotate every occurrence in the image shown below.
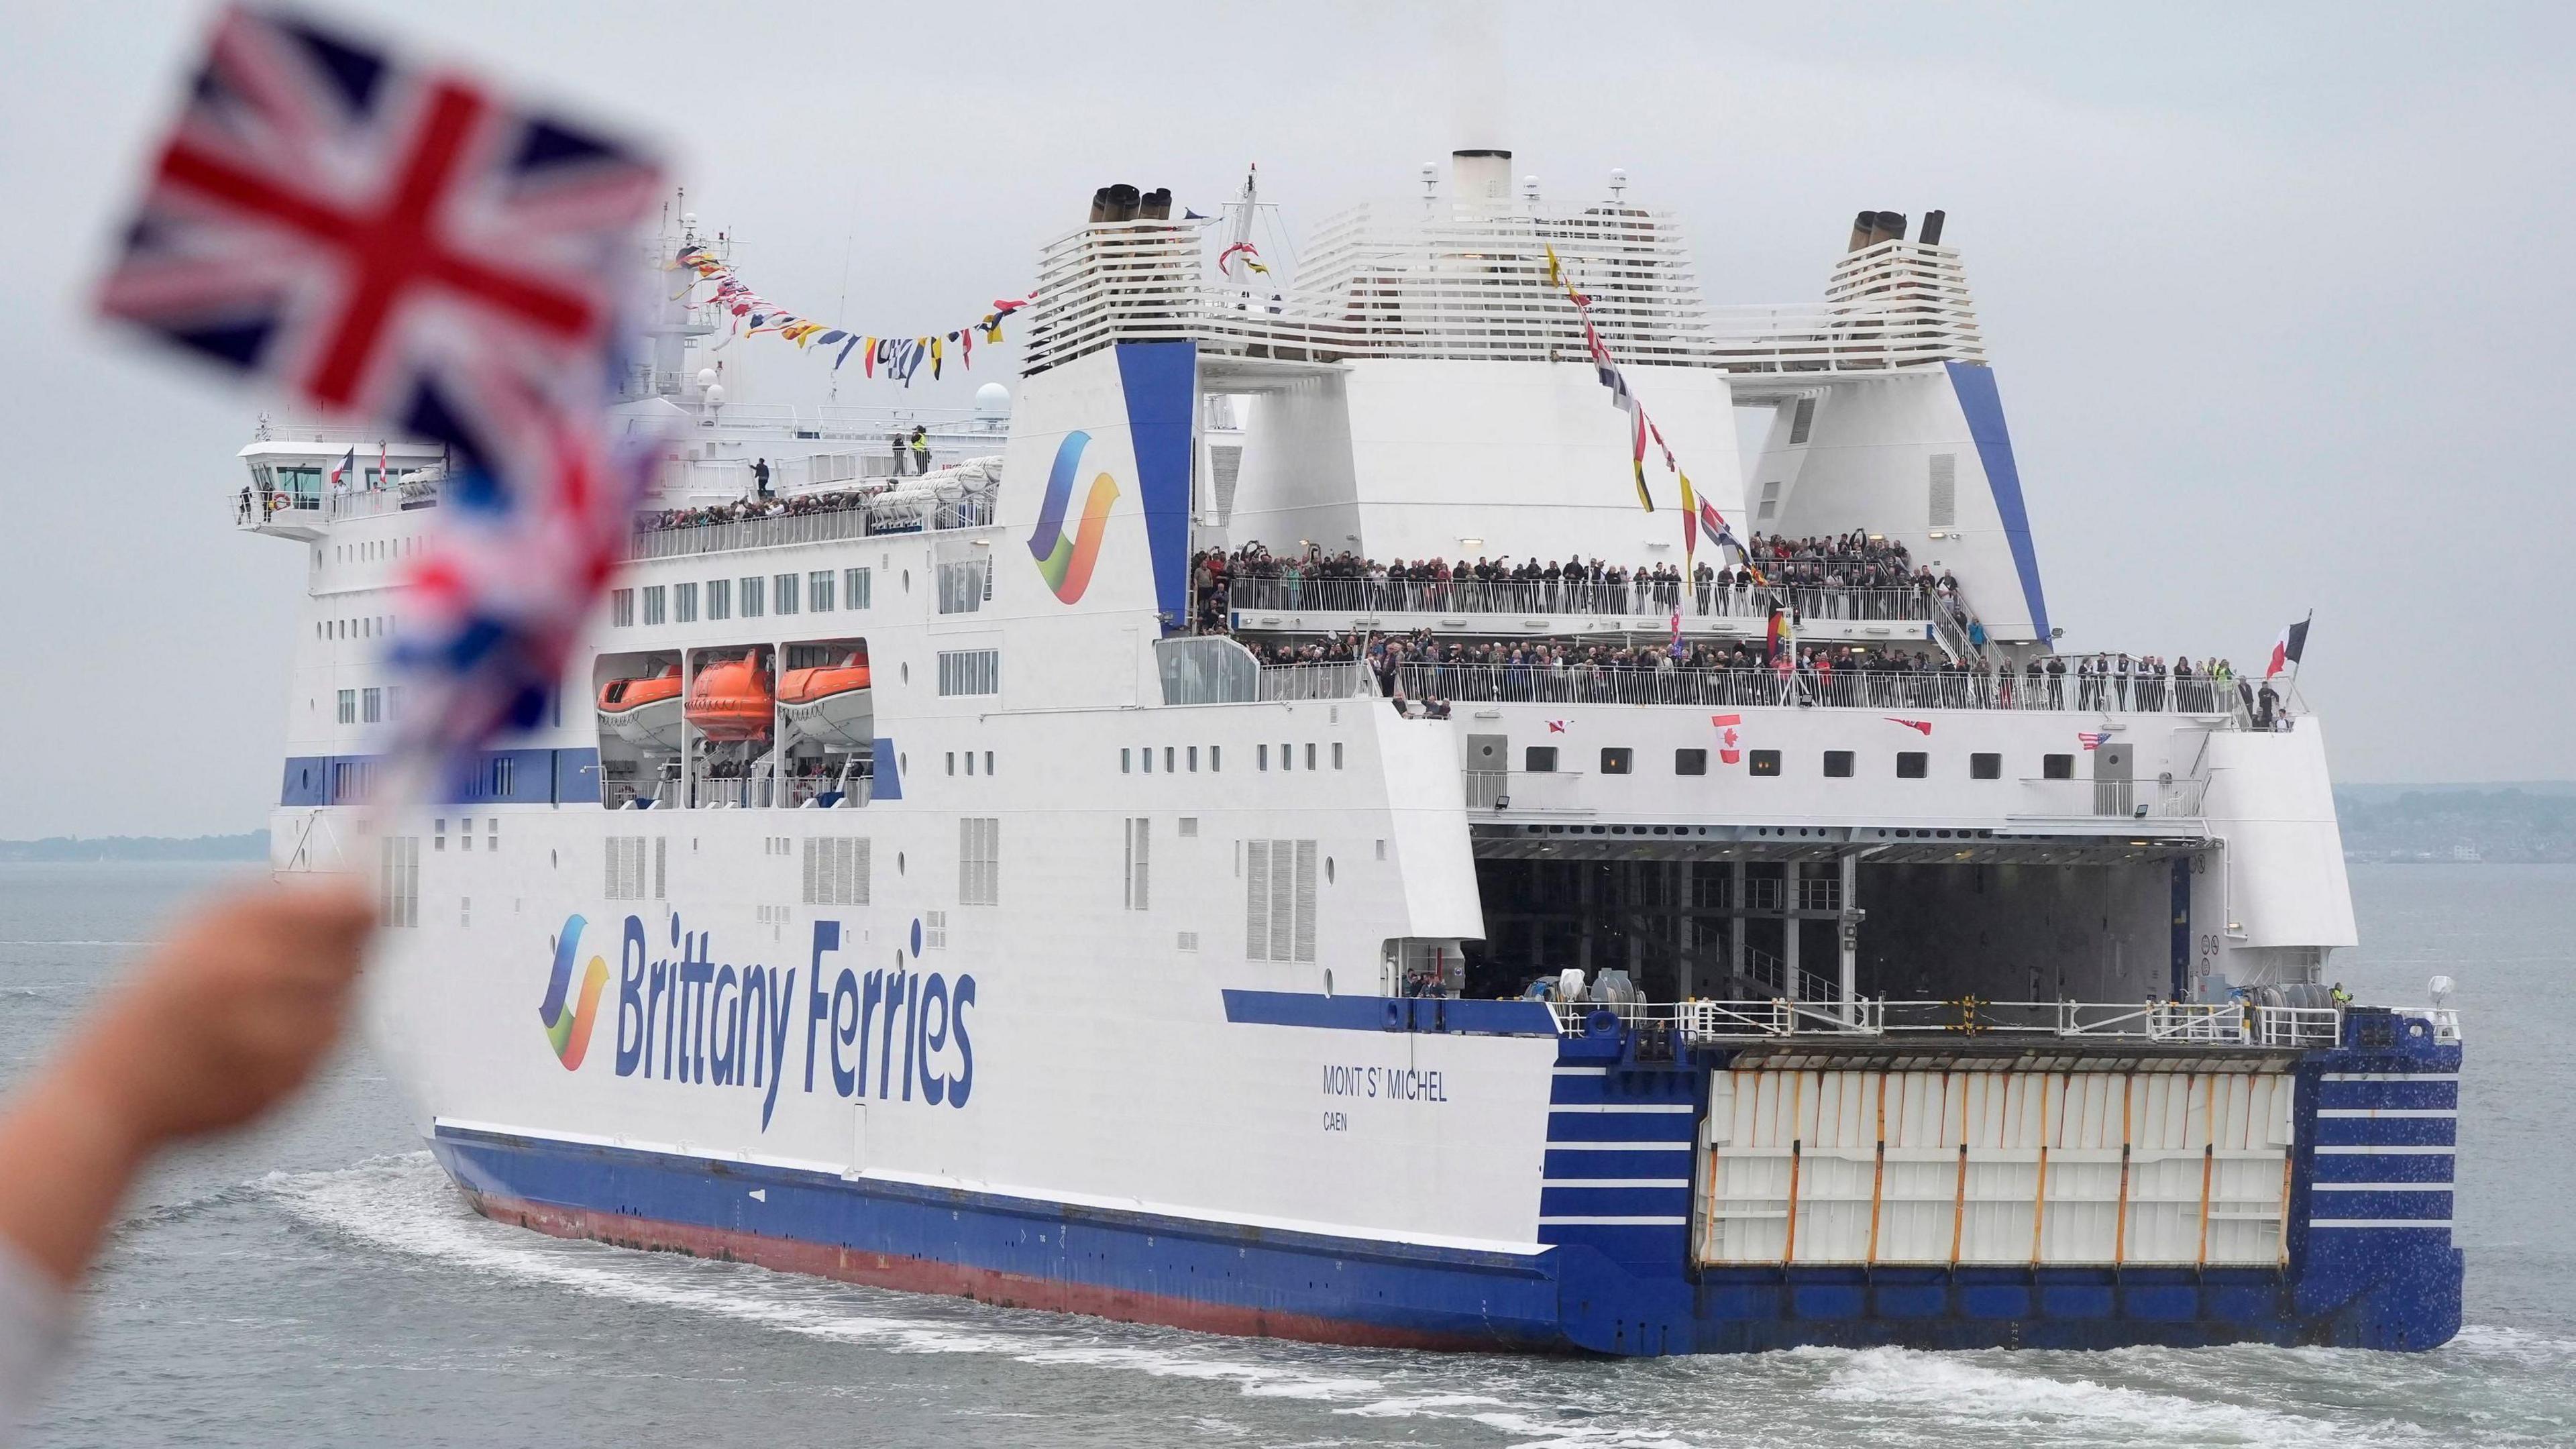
[1919,209,1946,246]
[1847,211,1876,252]
[1450,148,1513,207]
[1138,187,1172,221]
[1102,184,1140,222]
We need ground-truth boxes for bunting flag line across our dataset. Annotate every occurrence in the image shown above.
[1541,242,1761,573]
[672,241,1026,386]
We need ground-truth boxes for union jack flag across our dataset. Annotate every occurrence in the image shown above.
[97,5,666,792]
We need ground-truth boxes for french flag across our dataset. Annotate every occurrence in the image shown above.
[2266,614,2311,680]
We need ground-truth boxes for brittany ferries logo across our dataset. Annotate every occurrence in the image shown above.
[538,912,979,1132]
[1026,429,1118,603]
[537,914,611,1071]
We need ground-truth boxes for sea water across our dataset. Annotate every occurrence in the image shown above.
[3,860,2569,1448]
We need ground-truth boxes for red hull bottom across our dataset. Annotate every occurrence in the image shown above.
[464,1187,1522,1354]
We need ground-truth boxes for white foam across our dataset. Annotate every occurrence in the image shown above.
[1815,1346,2422,1446]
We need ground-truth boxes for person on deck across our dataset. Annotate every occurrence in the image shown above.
[908,426,931,476]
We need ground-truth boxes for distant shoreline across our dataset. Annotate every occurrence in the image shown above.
[0,833,268,863]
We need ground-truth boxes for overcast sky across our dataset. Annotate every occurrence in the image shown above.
[1,1,2569,837]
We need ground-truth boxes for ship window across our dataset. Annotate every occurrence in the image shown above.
[1142,747,1152,773]
[1121,748,1131,773]
[1789,396,1816,445]
[1675,748,1707,775]
[739,576,764,618]
[1244,839,1318,963]
[1332,743,1344,769]
[774,573,800,614]
[965,751,975,775]
[946,751,955,776]
[936,559,989,614]
[362,688,382,724]
[642,586,665,626]
[935,649,999,697]
[808,570,835,612]
[1823,751,1855,777]
[1165,747,1176,773]
[1601,747,1633,775]
[844,568,871,610]
[488,818,498,852]
[1179,817,1199,837]
[985,751,994,775]
[460,816,472,850]
[1750,749,1782,777]
[1304,743,1317,771]
[337,689,356,725]
[959,817,1000,906]
[1210,746,1221,772]
[378,836,419,928]
[1971,752,2002,780]
[605,836,647,900]
[800,837,869,905]
[705,578,731,621]
[674,581,698,623]
[1896,751,1928,778]
[1280,742,1292,770]
[610,589,635,627]
[1257,744,1268,771]
[1188,746,1199,772]
[1123,817,1150,910]
[2043,753,2075,780]
[1757,480,1781,522]
[434,818,445,851]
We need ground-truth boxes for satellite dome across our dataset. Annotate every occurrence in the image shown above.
[974,382,1010,418]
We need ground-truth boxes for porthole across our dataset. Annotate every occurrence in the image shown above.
[897,851,906,875]
[1326,857,1336,883]
[901,661,910,685]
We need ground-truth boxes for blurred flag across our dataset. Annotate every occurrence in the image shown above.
[95,4,665,798]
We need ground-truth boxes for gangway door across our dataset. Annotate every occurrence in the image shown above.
[1695,1063,2291,1267]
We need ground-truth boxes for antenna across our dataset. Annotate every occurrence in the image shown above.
[1608,167,1628,204]
[1420,161,1438,210]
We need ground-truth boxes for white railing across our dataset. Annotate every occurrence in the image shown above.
[2258,1006,2343,1049]
[1256,661,1371,701]
[1389,662,2247,722]
[1538,997,2363,1049]
[1225,576,1941,623]
[628,487,996,560]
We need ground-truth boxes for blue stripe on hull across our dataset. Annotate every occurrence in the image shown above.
[428,1124,2461,1356]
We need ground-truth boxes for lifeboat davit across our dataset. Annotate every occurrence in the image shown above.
[779,649,874,749]
[686,654,775,741]
[596,665,684,751]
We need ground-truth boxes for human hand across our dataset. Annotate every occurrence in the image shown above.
[0,879,375,1288]
[57,880,377,1149]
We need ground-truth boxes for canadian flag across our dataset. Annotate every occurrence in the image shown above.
[1711,712,1743,765]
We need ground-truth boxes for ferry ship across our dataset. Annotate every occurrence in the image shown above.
[245,150,2463,1354]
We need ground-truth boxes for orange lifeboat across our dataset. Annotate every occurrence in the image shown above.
[779,649,874,749]
[596,665,684,751]
[686,653,775,741]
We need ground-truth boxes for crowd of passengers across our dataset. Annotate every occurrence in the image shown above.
[1244,627,2282,720]
[1189,533,1976,633]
